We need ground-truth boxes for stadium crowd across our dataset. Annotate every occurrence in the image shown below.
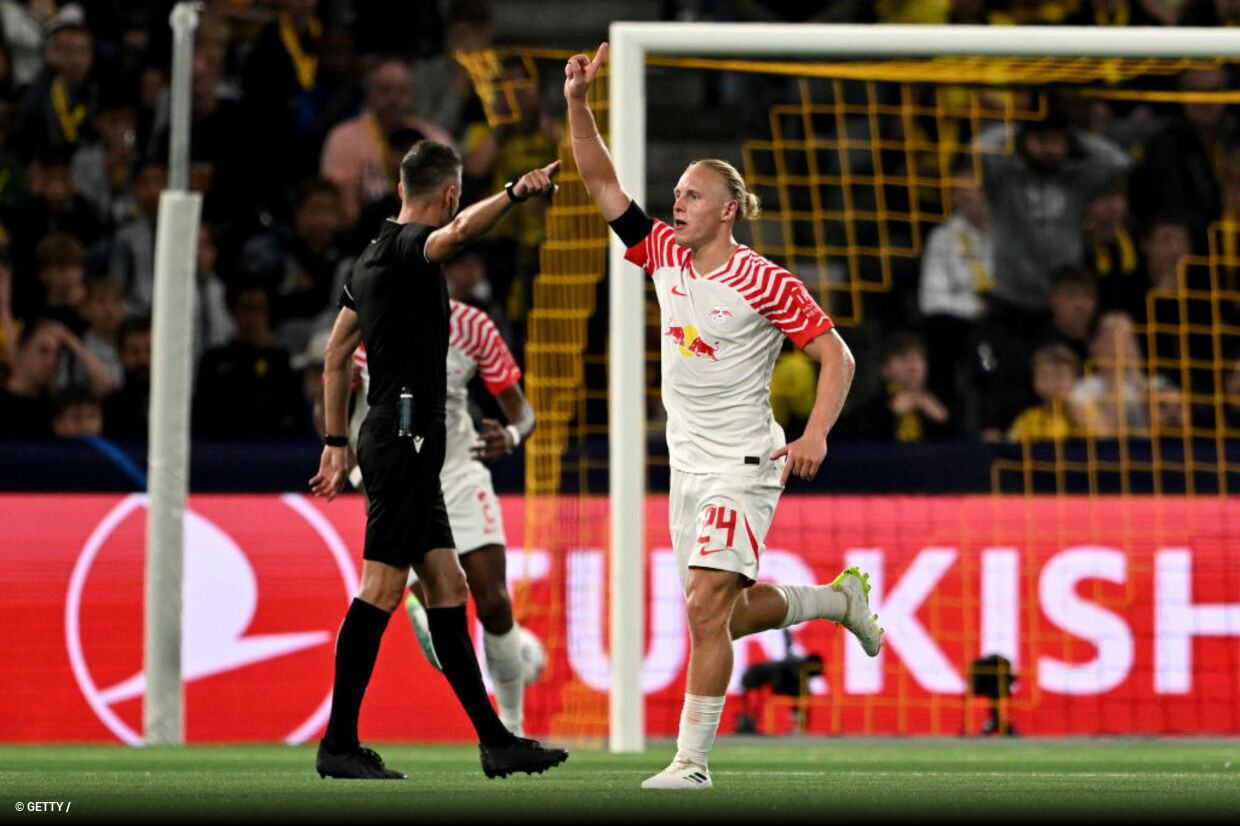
[0,0,1239,449]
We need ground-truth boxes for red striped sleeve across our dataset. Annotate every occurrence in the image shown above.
[622,218,687,276]
[350,345,366,393]
[720,252,834,348]
[450,301,522,395]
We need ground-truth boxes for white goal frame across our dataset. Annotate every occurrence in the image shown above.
[605,21,1239,753]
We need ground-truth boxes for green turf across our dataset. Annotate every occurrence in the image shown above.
[1,738,1237,823]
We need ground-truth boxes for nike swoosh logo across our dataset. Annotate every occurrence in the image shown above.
[699,547,728,556]
[671,286,688,296]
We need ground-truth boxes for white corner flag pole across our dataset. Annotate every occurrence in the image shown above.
[144,1,202,746]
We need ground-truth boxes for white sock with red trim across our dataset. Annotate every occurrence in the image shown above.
[776,584,846,628]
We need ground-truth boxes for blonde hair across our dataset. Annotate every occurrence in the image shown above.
[690,159,761,222]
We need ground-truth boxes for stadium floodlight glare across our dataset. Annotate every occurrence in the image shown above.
[605,20,1240,754]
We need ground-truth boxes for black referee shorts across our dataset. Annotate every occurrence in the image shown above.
[356,406,455,568]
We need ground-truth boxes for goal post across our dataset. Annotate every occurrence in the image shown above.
[605,21,1240,753]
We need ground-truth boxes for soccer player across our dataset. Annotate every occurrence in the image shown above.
[309,140,567,780]
[564,45,882,790]
[347,295,541,737]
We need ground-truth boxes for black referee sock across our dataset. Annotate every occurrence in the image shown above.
[426,605,514,747]
[322,597,391,754]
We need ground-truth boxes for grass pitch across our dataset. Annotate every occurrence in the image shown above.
[1,738,1237,824]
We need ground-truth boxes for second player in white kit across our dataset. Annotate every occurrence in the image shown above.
[349,298,543,737]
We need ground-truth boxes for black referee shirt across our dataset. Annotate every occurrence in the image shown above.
[340,219,449,426]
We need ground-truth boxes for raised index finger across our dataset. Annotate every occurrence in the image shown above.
[544,159,562,177]
[591,42,608,72]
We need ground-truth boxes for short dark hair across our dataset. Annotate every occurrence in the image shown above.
[297,176,340,207]
[118,315,152,345]
[1050,264,1098,293]
[399,140,462,198]
[880,329,925,364]
[52,385,99,414]
[35,232,85,270]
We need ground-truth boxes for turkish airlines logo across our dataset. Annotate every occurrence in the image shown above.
[65,494,358,744]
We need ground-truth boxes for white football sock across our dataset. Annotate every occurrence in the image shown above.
[776,583,847,628]
[674,693,725,768]
[484,625,525,736]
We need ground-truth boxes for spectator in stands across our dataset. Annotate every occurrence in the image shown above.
[107,157,164,317]
[976,96,1130,323]
[918,160,992,415]
[71,78,138,225]
[0,0,73,91]
[290,324,328,438]
[49,382,99,436]
[1042,265,1100,364]
[1152,381,1186,436]
[31,230,86,331]
[349,125,422,253]
[101,314,148,440]
[192,222,234,368]
[76,274,122,388]
[974,265,1099,441]
[461,58,558,326]
[14,7,95,156]
[240,0,324,206]
[1071,310,1162,437]
[416,0,493,141]
[192,284,307,439]
[320,58,454,226]
[1129,66,1237,248]
[0,315,58,436]
[237,176,345,345]
[1140,211,1192,298]
[1083,181,1145,318]
[845,330,951,441]
[1007,343,1085,443]
[14,148,104,276]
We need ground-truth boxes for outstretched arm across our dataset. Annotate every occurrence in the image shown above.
[425,160,560,262]
[564,43,632,221]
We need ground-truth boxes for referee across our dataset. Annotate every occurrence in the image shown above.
[309,140,566,780]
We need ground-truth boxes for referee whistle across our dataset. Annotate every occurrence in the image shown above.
[398,387,414,438]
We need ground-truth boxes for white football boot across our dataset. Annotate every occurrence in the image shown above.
[830,566,884,657]
[641,758,713,790]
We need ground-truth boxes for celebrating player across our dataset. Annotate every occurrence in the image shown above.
[347,295,542,737]
[565,44,883,790]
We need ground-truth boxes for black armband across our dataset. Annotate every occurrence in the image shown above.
[608,200,654,248]
[323,434,349,447]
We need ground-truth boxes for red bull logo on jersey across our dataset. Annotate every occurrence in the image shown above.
[666,323,720,360]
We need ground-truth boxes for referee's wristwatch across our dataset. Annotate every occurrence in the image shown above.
[504,180,528,203]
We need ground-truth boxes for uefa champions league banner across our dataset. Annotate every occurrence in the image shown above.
[1,493,1238,742]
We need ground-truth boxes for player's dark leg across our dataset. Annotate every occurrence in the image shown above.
[417,547,568,777]
[317,560,407,780]
[462,545,526,735]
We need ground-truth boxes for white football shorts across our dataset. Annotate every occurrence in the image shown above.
[669,464,783,591]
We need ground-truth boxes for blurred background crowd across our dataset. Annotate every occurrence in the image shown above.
[1,0,1239,454]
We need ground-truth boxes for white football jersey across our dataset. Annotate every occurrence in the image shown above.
[625,218,834,474]
[353,300,522,475]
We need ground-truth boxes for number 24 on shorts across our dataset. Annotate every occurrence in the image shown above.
[697,505,738,549]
